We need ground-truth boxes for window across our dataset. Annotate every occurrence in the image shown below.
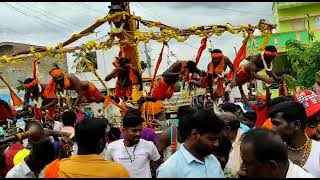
[274,38,279,45]
[74,51,98,73]
[316,16,320,29]
[290,19,305,31]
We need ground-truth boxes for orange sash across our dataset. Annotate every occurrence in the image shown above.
[208,58,225,75]
[43,69,71,99]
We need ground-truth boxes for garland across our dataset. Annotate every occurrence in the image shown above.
[0,12,275,65]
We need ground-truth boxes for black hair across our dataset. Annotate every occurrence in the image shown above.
[243,112,257,122]
[122,115,144,128]
[30,138,56,169]
[268,101,308,129]
[61,110,77,127]
[210,49,222,53]
[23,78,34,84]
[268,96,293,108]
[265,45,277,52]
[218,112,240,130]
[241,128,288,167]
[118,57,130,66]
[75,117,107,150]
[177,106,195,119]
[108,127,121,142]
[185,61,198,73]
[178,116,191,143]
[215,134,232,157]
[186,109,225,137]
[220,103,237,113]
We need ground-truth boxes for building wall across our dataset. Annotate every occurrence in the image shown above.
[0,42,68,89]
[66,50,116,89]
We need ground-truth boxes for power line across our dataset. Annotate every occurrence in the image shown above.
[74,2,105,17]
[53,2,99,19]
[76,2,106,15]
[25,2,84,29]
[13,2,73,33]
[0,2,63,34]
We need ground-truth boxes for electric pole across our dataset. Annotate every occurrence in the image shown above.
[144,42,152,77]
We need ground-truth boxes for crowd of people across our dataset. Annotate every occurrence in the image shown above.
[0,43,319,178]
[0,86,318,178]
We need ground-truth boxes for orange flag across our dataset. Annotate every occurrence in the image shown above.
[227,34,251,80]
[0,75,23,106]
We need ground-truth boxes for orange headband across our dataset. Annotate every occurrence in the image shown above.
[257,95,266,100]
[264,50,277,57]
[50,69,64,78]
[211,53,224,58]
[23,79,39,89]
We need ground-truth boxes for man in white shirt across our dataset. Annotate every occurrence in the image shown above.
[105,114,161,178]
[269,101,320,177]
[238,128,314,178]
[6,138,56,178]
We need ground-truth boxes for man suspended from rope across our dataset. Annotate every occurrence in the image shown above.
[206,49,237,100]
[105,57,143,103]
[23,78,58,120]
[235,45,281,87]
[150,60,201,101]
[43,65,105,109]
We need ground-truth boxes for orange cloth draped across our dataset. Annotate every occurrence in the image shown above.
[208,58,225,75]
[82,82,103,103]
[214,78,225,97]
[128,67,138,85]
[44,159,60,178]
[195,37,208,66]
[43,69,71,99]
[227,34,250,80]
[149,42,166,95]
[115,85,132,99]
[261,118,272,129]
[152,77,176,101]
[235,65,251,86]
[0,75,23,106]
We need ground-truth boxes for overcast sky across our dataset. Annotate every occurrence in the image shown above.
[0,2,274,75]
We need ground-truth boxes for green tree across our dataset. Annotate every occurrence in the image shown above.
[285,40,320,90]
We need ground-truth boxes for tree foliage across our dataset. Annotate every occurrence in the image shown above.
[285,40,320,89]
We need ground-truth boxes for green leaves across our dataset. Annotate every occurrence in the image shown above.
[285,40,320,89]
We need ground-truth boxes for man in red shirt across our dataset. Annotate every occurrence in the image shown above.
[239,84,271,127]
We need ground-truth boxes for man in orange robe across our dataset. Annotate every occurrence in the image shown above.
[43,67,104,108]
[235,46,281,86]
[206,49,236,100]
[105,57,143,103]
[151,60,201,101]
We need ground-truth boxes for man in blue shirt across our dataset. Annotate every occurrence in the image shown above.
[156,109,225,178]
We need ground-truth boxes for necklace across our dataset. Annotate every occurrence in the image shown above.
[298,138,312,167]
[286,137,312,167]
[124,142,137,163]
[287,138,309,151]
[260,52,273,72]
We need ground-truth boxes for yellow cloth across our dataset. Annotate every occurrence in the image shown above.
[142,101,164,115]
[58,154,129,178]
[13,149,30,166]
